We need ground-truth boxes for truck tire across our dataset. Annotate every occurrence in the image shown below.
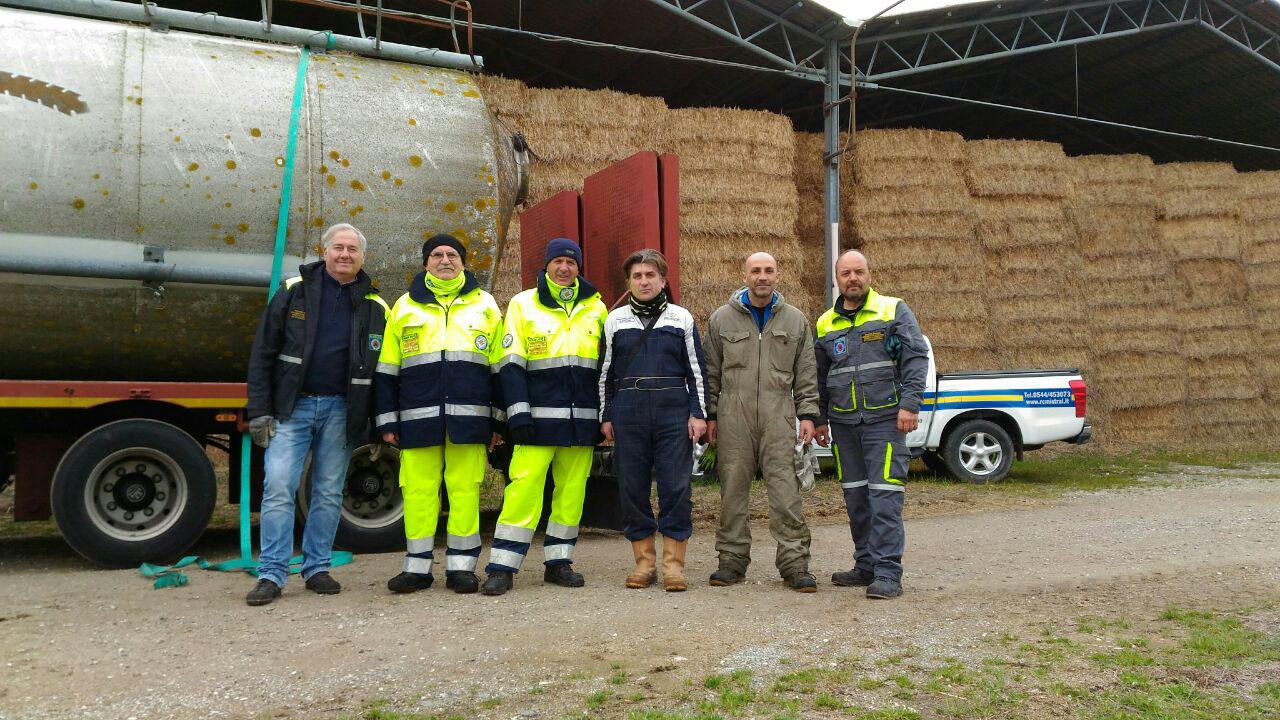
[296,443,405,553]
[920,450,950,478]
[941,419,1013,484]
[51,419,216,568]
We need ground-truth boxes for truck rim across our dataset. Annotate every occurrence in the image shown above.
[83,447,189,541]
[340,445,402,529]
[958,431,1003,476]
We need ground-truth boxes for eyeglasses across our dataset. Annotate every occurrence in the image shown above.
[429,250,461,261]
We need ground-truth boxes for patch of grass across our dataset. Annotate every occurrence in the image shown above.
[856,677,888,691]
[611,670,631,685]
[1089,679,1275,720]
[586,690,615,709]
[812,693,843,710]
[856,709,921,720]
[478,697,500,710]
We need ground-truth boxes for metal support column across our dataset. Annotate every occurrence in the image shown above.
[822,40,841,306]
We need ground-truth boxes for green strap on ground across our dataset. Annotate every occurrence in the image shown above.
[139,44,353,589]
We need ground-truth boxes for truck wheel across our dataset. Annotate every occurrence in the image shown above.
[941,419,1013,484]
[920,450,950,478]
[51,419,216,568]
[297,443,404,553]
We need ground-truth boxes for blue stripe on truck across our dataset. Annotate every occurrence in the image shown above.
[919,388,1075,412]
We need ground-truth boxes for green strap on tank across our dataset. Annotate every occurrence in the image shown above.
[139,45,326,588]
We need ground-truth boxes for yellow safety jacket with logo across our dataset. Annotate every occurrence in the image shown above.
[495,272,607,446]
[814,287,929,426]
[373,270,502,447]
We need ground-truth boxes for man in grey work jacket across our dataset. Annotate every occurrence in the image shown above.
[814,250,928,599]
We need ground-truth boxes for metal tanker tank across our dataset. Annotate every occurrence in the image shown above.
[0,5,526,382]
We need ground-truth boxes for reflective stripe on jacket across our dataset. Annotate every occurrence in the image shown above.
[373,270,502,448]
[496,272,607,446]
[814,287,929,425]
[246,260,389,444]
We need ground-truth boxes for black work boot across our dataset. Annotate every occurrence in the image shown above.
[446,571,480,594]
[544,563,585,587]
[387,572,433,594]
[786,571,818,593]
[709,567,744,586]
[481,570,514,596]
[305,571,341,595]
[866,577,903,599]
[245,579,281,606]
[831,568,875,587]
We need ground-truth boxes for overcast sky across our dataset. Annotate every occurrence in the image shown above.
[810,0,995,23]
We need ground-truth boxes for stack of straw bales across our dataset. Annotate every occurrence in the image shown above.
[1240,172,1280,439]
[1070,154,1182,446]
[794,132,856,316]
[1156,162,1257,445]
[849,129,992,373]
[476,76,665,308]
[964,139,1088,373]
[653,107,807,325]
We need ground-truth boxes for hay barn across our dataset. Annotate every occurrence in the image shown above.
[198,0,1280,449]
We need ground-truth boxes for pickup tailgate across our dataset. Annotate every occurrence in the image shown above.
[928,369,1085,446]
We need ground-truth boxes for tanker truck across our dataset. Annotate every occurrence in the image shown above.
[0,2,533,567]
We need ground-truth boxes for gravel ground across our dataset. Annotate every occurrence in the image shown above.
[0,466,1277,720]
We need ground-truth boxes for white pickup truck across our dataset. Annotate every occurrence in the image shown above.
[810,336,1091,483]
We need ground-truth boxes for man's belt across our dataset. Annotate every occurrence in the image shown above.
[617,376,687,391]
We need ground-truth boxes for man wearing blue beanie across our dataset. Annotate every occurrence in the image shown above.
[482,238,607,595]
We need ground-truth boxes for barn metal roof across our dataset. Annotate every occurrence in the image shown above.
[105,1,1280,168]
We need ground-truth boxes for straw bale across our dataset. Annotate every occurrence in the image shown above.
[1182,330,1257,359]
[1245,261,1280,287]
[915,319,994,349]
[677,142,796,177]
[964,168,1074,199]
[984,274,1061,299]
[514,121,651,164]
[681,170,797,205]
[657,107,795,149]
[934,347,1000,373]
[1089,327,1176,354]
[1082,278,1177,308]
[1103,404,1181,446]
[487,83,666,128]
[1237,170,1280,198]
[853,128,967,162]
[680,200,796,238]
[1173,259,1249,308]
[1256,309,1280,332]
[989,295,1084,320]
[993,321,1088,348]
[854,158,966,191]
[1186,355,1256,381]
[999,347,1092,371]
[1091,304,1178,329]
[1155,163,1243,220]
[1073,154,1157,184]
[1072,182,1159,211]
[976,219,1075,249]
[860,238,982,270]
[903,291,988,322]
[853,213,976,243]
[1157,218,1243,260]
[1155,162,1239,189]
[1073,210,1159,257]
[965,139,1067,169]
[1179,303,1252,328]
[974,197,1068,222]
[1186,376,1259,402]
[1080,249,1172,278]
[989,245,1074,273]
[1091,376,1170,410]
[1188,397,1264,426]
[1092,351,1181,383]
[1238,199,1280,224]
[871,266,984,292]
[849,186,971,217]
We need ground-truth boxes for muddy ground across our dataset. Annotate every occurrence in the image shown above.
[1,465,1278,719]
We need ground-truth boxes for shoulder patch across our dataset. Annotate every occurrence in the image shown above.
[502,333,513,348]
[369,334,382,351]
[475,335,488,351]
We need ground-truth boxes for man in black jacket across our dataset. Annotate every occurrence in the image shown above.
[244,223,389,606]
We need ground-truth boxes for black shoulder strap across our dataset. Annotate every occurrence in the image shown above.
[615,314,659,381]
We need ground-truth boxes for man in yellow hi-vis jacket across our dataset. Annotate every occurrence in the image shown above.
[481,238,607,596]
[373,234,502,594]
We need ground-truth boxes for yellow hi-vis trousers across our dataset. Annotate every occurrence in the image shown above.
[485,444,593,573]
[399,440,486,575]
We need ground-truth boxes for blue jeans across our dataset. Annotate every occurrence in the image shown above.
[258,395,353,587]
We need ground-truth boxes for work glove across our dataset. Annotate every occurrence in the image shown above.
[369,442,392,462]
[510,425,536,446]
[249,416,276,449]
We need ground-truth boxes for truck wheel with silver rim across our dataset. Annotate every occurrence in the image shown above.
[941,419,1014,484]
[295,443,405,552]
[51,419,216,568]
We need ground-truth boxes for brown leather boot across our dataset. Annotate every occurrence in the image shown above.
[662,537,688,592]
[625,535,657,588]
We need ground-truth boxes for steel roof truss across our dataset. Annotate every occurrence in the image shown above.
[645,0,827,77]
[1199,0,1280,72]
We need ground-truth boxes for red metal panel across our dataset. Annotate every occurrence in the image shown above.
[582,152,662,308]
[659,153,681,303]
[14,435,69,521]
[518,190,581,290]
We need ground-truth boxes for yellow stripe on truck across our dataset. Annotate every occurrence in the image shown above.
[922,394,1024,406]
